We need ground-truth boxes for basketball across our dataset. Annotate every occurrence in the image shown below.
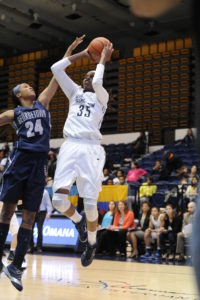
[88,37,112,62]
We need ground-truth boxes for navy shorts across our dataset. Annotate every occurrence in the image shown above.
[0,149,48,212]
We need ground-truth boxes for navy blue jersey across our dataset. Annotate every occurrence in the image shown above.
[13,100,51,153]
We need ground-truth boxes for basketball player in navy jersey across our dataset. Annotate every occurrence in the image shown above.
[0,35,85,291]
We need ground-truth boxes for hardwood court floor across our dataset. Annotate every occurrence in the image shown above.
[0,254,198,300]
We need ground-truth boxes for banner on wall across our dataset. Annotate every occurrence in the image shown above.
[6,217,79,247]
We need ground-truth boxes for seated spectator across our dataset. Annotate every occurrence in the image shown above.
[113,169,124,185]
[160,203,182,260]
[0,150,9,173]
[107,178,113,185]
[47,150,57,179]
[182,128,195,146]
[178,175,188,203]
[2,141,10,156]
[132,131,147,158]
[142,207,165,259]
[104,201,135,255]
[176,201,196,262]
[179,166,189,178]
[151,160,163,181]
[119,176,127,185]
[185,176,198,202]
[0,149,3,162]
[188,165,199,183]
[139,176,157,203]
[126,161,147,183]
[129,201,151,258]
[102,167,110,184]
[96,201,116,254]
[160,151,183,180]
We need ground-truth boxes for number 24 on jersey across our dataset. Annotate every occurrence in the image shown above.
[25,119,44,137]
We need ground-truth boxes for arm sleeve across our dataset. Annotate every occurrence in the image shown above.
[92,63,109,107]
[51,57,79,100]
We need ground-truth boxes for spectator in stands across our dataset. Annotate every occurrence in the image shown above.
[129,201,151,258]
[179,166,189,178]
[160,151,183,180]
[96,201,115,254]
[107,178,113,185]
[182,128,195,146]
[47,150,57,179]
[105,201,135,256]
[132,131,147,158]
[176,201,196,262]
[151,160,163,181]
[139,176,157,203]
[0,149,3,162]
[113,169,124,185]
[142,207,165,259]
[160,203,182,260]
[119,176,127,185]
[29,188,53,253]
[126,161,147,183]
[185,176,198,202]
[0,150,9,173]
[178,175,188,203]
[2,141,10,156]
[189,165,199,183]
[102,167,110,184]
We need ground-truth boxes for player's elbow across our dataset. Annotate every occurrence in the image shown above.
[51,62,60,75]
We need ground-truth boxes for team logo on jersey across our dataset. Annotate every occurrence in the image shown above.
[87,102,95,108]
[75,95,85,104]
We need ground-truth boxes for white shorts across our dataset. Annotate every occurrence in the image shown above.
[53,138,105,199]
[9,213,19,236]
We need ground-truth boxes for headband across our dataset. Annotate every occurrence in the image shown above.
[13,84,21,96]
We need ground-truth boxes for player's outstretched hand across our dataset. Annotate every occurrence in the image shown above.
[100,43,114,63]
[66,35,86,56]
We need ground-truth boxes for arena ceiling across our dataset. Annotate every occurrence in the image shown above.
[0,0,192,57]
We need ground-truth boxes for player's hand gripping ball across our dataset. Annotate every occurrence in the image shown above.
[88,37,112,63]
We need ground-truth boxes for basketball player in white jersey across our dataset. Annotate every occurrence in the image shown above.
[51,42,113,267]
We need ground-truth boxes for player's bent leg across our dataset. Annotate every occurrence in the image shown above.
[53,189,87,243]
[52,189,71,214]
[81,199,98,267]
[0,203,17,273]
[3,209,36,292]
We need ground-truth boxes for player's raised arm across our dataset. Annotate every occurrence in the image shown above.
[0,110,14,127]
[39,35,85,109]
[51,45,89,100]
[92,43,114,107]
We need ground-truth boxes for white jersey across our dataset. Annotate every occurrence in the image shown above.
[51,58,109,141]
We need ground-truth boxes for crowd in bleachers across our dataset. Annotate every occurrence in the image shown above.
[0,128,199,263]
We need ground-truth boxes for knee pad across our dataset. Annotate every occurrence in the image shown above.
[84,198,98,222]
[52,193,71,213]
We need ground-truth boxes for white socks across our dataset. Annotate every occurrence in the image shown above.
[70,210,82,223]
[88,230,97,246]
